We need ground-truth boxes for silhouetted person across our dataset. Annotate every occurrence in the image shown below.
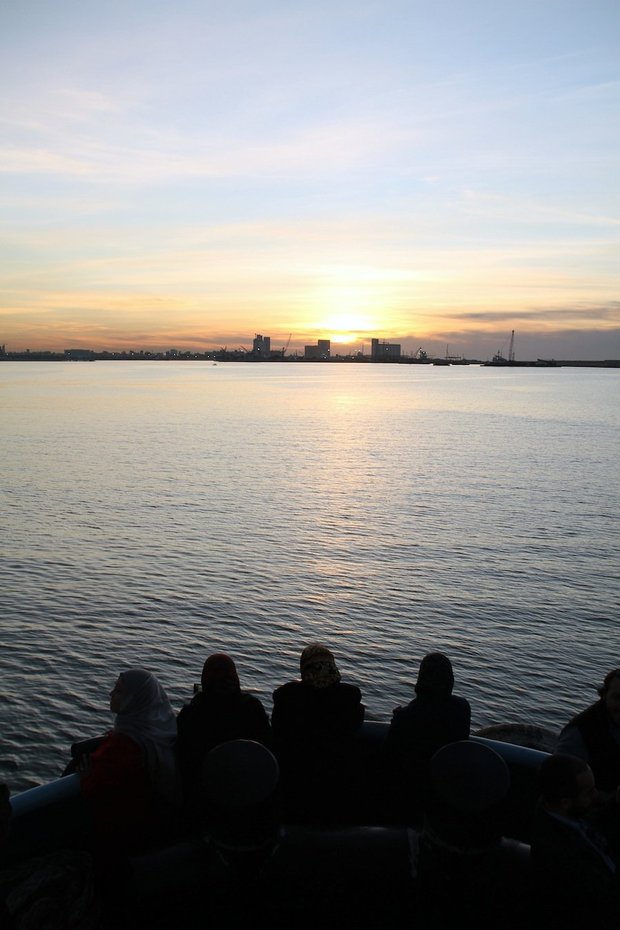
[557,669,620,795]
[386,652,471,822]
[176,653,271,813]
[530,753,620,924]
[77,668,181,853]
[271,643,364,818]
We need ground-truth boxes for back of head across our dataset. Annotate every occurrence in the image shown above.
[538,753,589,804]
[201,653,241,695]
[299,643,341,689]
[415,652,455,698]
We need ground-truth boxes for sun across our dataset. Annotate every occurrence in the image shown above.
[318,310,374,343]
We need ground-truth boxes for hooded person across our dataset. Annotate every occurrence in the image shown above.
[201,653,241,694]
[414,652,456,698]
[78,668,181,850]
[386,652,471,821]
[176,653,271,808]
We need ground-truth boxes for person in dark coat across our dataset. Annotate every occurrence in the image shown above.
[176,653,272,811]
[386,652,471,822]
[271,643,365,818]
[530,752,620,924]
[556,668,620,796]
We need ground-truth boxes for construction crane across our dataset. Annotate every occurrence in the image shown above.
[281,333,292,357]
[508,330,515,363]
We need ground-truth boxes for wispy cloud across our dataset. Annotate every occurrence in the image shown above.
[1,0,619,354]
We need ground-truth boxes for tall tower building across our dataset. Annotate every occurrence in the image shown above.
[252,334,271,359]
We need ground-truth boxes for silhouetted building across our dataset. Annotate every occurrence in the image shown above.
[304,339,331,360]
[371,338,401,361]
[252,334,271,359]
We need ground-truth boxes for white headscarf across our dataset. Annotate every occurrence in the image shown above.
[113,668,181,804]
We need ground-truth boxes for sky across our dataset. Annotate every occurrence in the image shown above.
[1,0,619,360]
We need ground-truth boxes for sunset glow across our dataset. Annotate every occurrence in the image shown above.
[1,0,619,360]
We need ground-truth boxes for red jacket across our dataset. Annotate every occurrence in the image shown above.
[81,732,152,848]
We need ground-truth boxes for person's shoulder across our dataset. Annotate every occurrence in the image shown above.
[338,682,362,699]
[452,694,471,712]
[567,699,601,727]
[558,719,580,738]
[108,731,138,748]
[453,693,470,705]
[96,731,141,762]
[388,699,417,724]
[387,702,409,733]
[392,697,417,716]
[273,681,302,701]
[240,691,267,711]
[177,694,204,721]
[275,680,302,693]
[556,722,589,759]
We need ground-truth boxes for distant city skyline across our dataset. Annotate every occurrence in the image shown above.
[3,328,619,363]
[1,1,619,362]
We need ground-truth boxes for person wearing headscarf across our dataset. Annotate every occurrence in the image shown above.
[272,643,364,742]
[78,668,181,850]
[176,653,271,809]
[386,652,471,822]
[271,643,365,817]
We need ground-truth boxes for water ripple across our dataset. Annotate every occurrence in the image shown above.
[1,363,619,789]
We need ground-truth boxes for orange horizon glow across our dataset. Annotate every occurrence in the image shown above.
[1,2,618,363]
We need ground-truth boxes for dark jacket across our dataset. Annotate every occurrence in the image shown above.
[387,693,471,765]
[271,680,365,817]
[563,700,620,793]
[271,680,364,747]
[176,689,271,801]
[386,694,471,821]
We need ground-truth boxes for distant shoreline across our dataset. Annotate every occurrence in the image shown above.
[1,352,618,368]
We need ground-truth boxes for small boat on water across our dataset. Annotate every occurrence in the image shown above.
[4,723,548,929]
[432,345,470,366]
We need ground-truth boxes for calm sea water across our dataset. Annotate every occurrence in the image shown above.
[1,361,619,791]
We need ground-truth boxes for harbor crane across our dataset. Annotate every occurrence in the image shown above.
[508,329,515,363]
[487,329,516,365]
[280,333,292,357]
